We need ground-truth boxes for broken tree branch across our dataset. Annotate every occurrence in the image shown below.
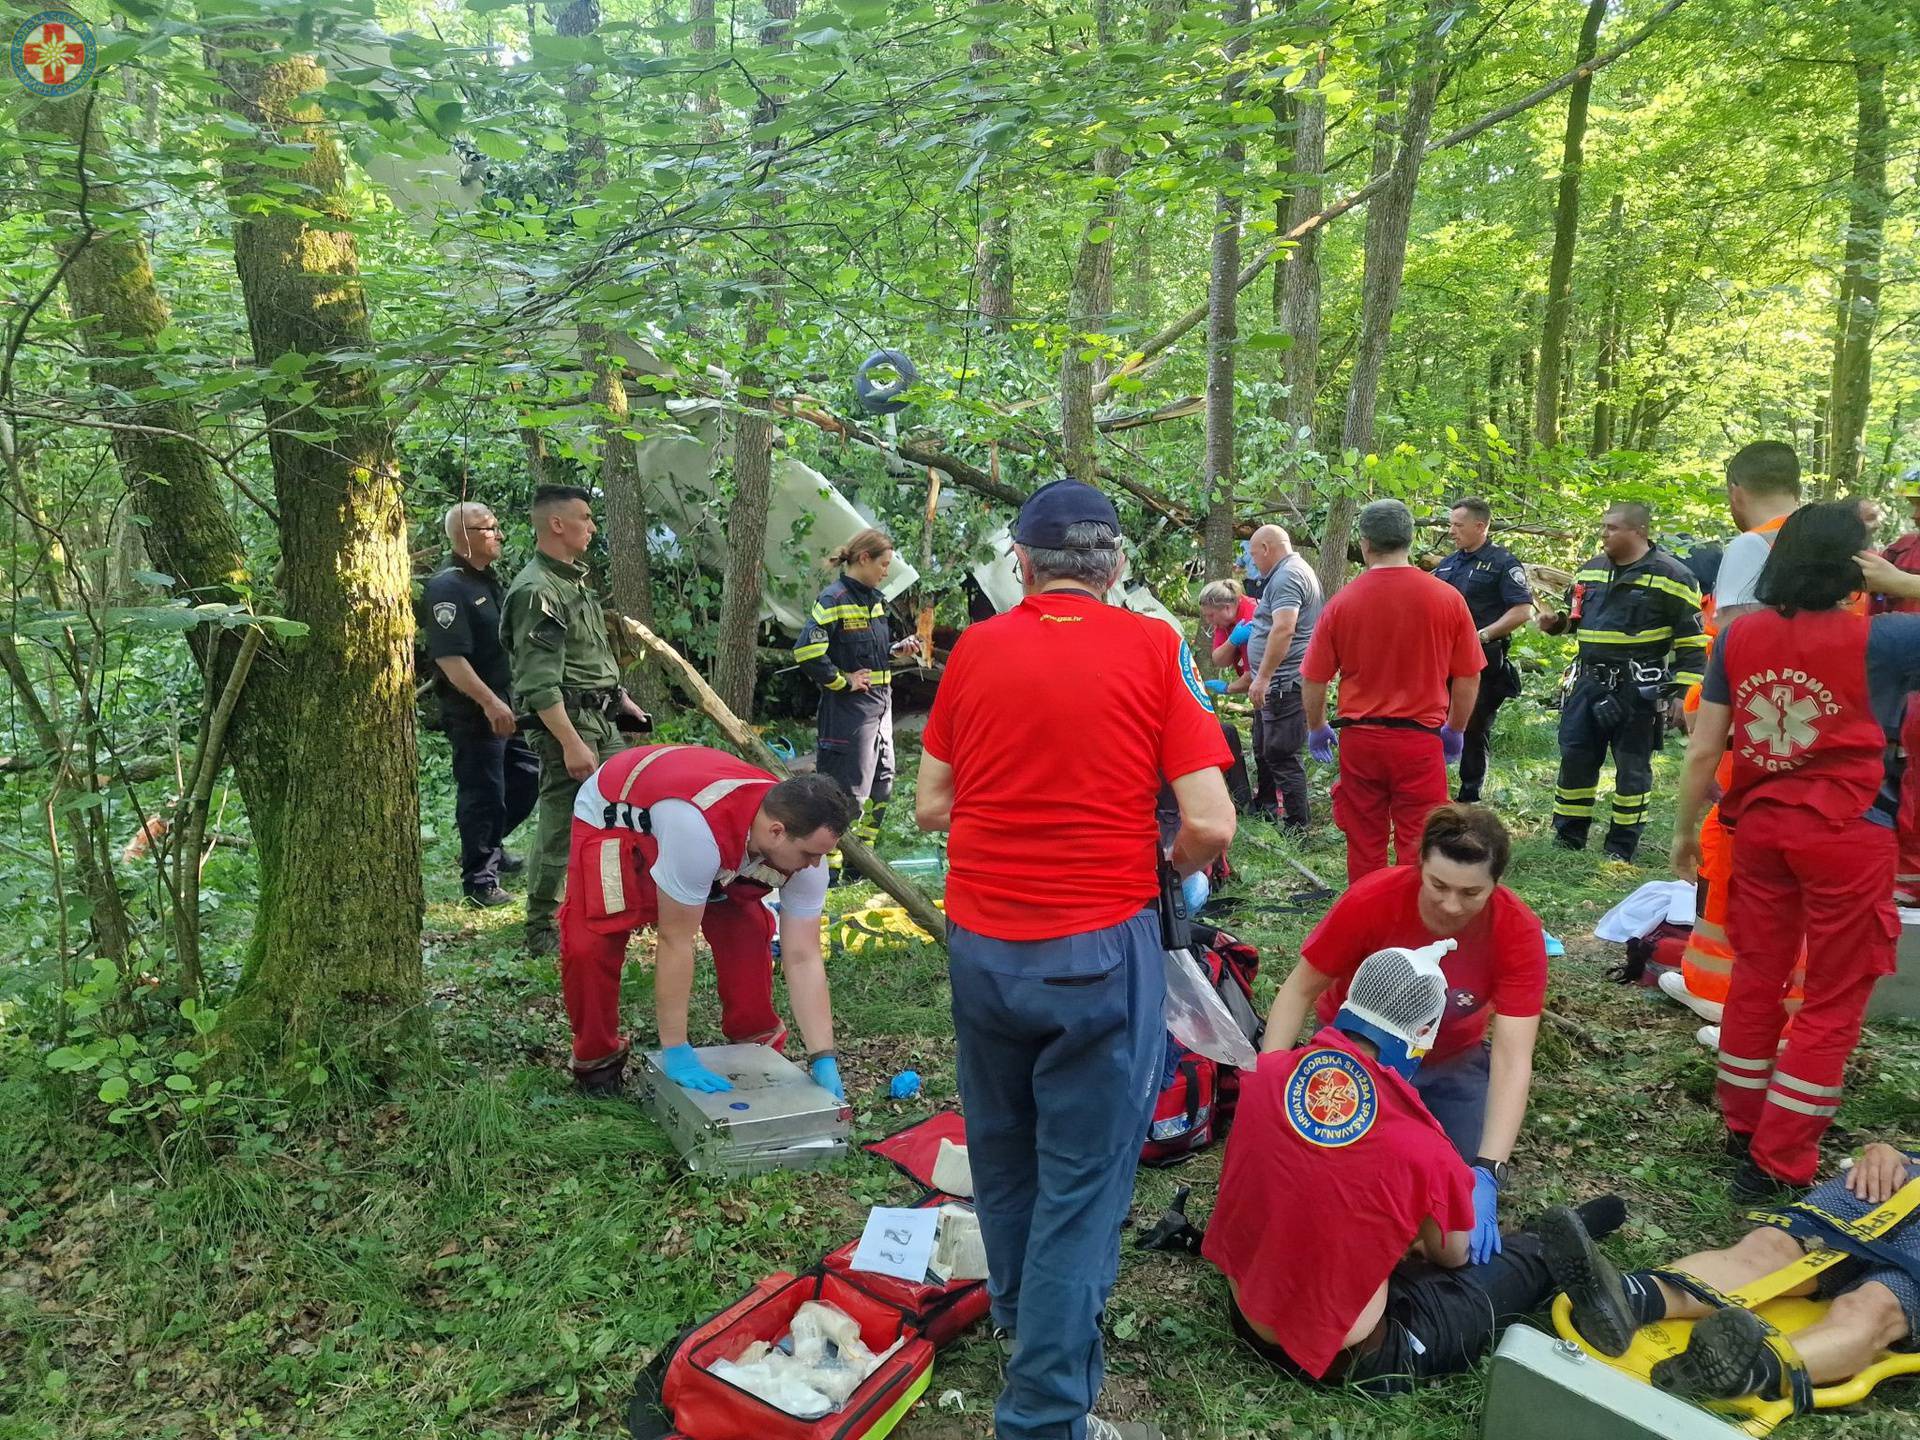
[1094,0,1691,402]
[611,611,949,943]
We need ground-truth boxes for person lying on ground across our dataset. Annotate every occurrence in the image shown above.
[1558,1142,1920,1411]
[1205,939,1623,1392]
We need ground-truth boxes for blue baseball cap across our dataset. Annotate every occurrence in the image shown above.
[1012,480,1121,549]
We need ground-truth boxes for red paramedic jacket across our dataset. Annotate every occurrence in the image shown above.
[575,743,792,932]
[1717,609,1884,825]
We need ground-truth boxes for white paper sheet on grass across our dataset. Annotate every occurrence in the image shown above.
[850,1206,938,1283]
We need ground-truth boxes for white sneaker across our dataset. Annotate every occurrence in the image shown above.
[1696,1024,1720,1050]
[1657,968,1725,1023]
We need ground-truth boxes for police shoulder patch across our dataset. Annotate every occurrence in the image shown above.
[432,601,457,629]
[1284,1048,1378,1148]
[1177,640,1215,714]
[1509,565,1528,587]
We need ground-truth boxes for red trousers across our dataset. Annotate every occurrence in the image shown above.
[1898,696,1920,893]
[1718,802,1897,1184]
[557,819,783,1069]
[1331,727,1449,884]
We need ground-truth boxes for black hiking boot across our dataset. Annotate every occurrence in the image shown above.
[1540,1205,1637,1358]
[1651,1306,1785,1401]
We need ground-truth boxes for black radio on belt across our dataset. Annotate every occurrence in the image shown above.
[1157,855,1193,951]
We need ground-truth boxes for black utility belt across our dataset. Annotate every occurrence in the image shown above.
[1577,660,1667,689]
[1331,716,1439,735]
[564,686,624,713]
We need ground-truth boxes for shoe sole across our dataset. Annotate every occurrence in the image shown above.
[1540,1206,1637,1358]
[1651,1306,1768,1399]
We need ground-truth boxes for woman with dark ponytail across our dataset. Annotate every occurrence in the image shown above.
[792,528,919,877]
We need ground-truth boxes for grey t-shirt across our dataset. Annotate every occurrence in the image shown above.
[1248,552,1324,689]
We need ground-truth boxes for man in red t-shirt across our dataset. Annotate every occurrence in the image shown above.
[1264,805,1546,1263]
[1302,499,1483,881]
[916,479,1234,1440]
[1205,941,1622,1391]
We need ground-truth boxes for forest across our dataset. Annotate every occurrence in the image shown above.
[1,0,1917,1435]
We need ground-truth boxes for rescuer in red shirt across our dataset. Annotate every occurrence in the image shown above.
[1301,498,1484,882]
[1204,941,1625,1390]
[917,479,1234,1440]
[1674,503,1919,1197]
[557,744,859,1099]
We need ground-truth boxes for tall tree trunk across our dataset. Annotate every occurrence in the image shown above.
[712,0,794,719]
[1316,11,1445,598]
[1202,0,1252,576]
[552,0,656,634]
[1824,50,1888,495]
[1279,40,1327,505]
[1590,194,1624,456]
[1533,0,1609,451]
[209,27,423,1051]
[971,39,1014,333]
[1059,0,1126,484]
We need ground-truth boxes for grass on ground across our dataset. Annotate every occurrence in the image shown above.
[2,701,1918,1439]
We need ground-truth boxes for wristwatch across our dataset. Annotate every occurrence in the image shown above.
[1473,1157,1512,1185]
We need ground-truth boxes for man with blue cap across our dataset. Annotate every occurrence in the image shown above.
[917,478,1236,1440]
[1204,939,1626,1390]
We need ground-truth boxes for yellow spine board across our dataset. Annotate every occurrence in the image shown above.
[1550,1177,1920,1435]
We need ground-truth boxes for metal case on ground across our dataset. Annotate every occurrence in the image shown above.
[1482,1327,1750,1440]
[637,1044,851,1177]
[1870,914,1920,1021]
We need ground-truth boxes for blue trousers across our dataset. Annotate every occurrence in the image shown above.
[949,909,1165,1440]
[1412,1043,1490,1158]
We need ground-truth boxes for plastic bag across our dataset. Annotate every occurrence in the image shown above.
[1161,947,1259,1070]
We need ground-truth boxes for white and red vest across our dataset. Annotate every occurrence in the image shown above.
[1720,609,1883,824]
[577,744,791,929]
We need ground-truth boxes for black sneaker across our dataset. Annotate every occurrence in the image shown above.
[498,851,525,875]
[1729,1158,1806,1204]
[1724,1130,1753,1163]
[573,1054,627,1098]
[463,885,513,909]
[1650,1306,1778,1400]
[1540,1205,1637,1357]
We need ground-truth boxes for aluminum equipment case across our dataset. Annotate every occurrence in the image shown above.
[637,1044,852,1177]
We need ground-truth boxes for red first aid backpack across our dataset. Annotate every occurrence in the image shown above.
[1140,925,1261,1167]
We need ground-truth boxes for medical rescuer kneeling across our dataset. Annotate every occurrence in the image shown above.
[1204,942,1625,1391]
[557,742,859,1099]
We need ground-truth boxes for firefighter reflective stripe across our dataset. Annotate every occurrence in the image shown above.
[1555,784,1597,818]
[595,836,626,913]
[1612,791,1652,820]
[1718,1050,1774,1089]
[824,672,850,690]
[690,776,774,812]
[810,601,886,624]
[616,744,691,803]
[793,640,830,661]
[1579,627,1673,645]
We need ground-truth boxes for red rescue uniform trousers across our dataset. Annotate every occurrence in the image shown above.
[1718,802,1898,1184]
[1331,727,1450,884]
[557,818,784,1067]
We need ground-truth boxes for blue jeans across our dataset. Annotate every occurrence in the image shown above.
[1413,1043,1490,1158]
[949,909,1166,1440]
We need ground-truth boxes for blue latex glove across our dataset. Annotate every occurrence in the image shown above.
[889,1069,921,1100]
[1440,725,1465,766]
[1181,870,1211,914]
[1469,1166,1503,1265]
[1204,678,1228,696]
[1227,620,1254,647]
[1308,725,1338,763]
[1543,931,1566,959]
[662,1043,732,1094]
[810,1054,846,1102]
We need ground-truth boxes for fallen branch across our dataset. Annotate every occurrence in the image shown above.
[1542,1004,1616,1057]
[1094,0,1691,402]
[612,611,949,943]
[0,752,171,783]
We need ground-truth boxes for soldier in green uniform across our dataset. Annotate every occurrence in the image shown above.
[503,485,650,952]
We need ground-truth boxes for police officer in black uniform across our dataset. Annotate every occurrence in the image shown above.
[420,501,541,906]
[794,528,920,876]
[1434,497,1535,804]
[1538,501,1707,862]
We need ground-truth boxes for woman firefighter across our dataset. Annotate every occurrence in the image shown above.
[793,528,920,874]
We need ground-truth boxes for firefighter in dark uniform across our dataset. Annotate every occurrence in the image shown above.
[793,528,919,874]
[420,501,541,907]
[1538,500,1707,862]
[1434,497,1534,804]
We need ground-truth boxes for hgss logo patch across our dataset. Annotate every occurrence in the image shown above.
[1178,641,1215,713]
[1285,1048,1378,1148]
